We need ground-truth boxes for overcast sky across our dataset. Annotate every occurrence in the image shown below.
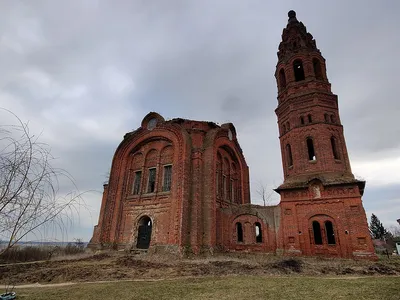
[0,0,399,242]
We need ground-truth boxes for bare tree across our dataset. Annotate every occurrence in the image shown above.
[389,225,400,238]
[256,181,274,206]
[0,109,83,255]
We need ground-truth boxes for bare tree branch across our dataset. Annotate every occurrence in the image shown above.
[255,181,274,206]
[0,108,86,255]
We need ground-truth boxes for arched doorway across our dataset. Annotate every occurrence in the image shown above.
[136,216,152,249]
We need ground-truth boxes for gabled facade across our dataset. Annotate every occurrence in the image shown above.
[89,11,376,259]
[89,112,251,254]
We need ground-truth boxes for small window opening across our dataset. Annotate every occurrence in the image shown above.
[331,137,340,160]
[147,168,156,193]
[286,122,290,130]
[312,221,323,245]
[255,222,262,243]
[132,171,142,195]
[330,114,336,123]
[308,114,312,123]
[300,116,305,125]
[162,165,172,191]
[293,60,305,81]
[307,138,316,161]
[313,58,323,80]
[236,222,243,242]
[279,69,286,89]
[286,144,293,167]
[324,113,329,123]
[283,124,286,133]
[325,221,336,245]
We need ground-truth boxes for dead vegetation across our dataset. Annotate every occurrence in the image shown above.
[1,252,399,286]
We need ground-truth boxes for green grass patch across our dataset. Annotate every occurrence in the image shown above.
[13,275,400,300]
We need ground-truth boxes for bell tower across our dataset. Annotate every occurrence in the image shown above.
[274,11,376,259]
[275,10,353,183]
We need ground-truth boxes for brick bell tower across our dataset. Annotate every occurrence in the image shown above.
[274,11,376,259]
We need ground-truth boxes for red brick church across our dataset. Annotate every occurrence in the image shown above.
[89,11,376,259]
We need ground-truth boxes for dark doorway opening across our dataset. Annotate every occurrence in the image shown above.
[136,216,152,249]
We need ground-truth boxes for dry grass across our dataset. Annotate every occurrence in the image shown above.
[1,251,400,287]
[13,276,400,300]
[0,244,86,263]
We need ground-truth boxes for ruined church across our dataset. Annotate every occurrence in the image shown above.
[89,11,376,259]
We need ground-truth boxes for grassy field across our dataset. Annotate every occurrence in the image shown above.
[13,275,400,300]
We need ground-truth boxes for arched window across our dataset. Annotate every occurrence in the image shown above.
[255,222,262,243]
[331,137,340,160]
[145,149,158,193]
[223,158,230,201]
[279,69,286,89]
[236,222,243,242]
[325,221,336,245]
[312,221,323,245]
[286,121,290,130]
[324,113,329,123]
[286,144,293,167]
[283,124,286,133]
[293,59,305,81]
[307,138,316,161]
[231,163,238,203]
[300,116,305,125]
[216,153,222,198]
[308,114,312,123]
[330,114,336,123]
[313,58,323,80]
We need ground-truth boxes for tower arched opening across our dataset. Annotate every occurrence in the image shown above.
[293,59,305,81]
[331,136,340,160]
[286,144,293,167]
[313,58,323,80]
[307,138,316,161]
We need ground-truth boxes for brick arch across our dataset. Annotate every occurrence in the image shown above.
[160,145,173,164]
[141,112,165,129]
[213,134,250,203]
[304,210,339,221]
[287,55,313,81]
[307,214,339,247]
[129,213,155,249]
[231,214,267,245]
[130,152,144,169]
[145,148,158,166]
[101,125,186,244]
[217,145,243,204]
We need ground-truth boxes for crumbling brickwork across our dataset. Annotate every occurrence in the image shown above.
[88,11,376,259]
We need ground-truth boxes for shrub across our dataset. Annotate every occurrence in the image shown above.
[0,246,49,263]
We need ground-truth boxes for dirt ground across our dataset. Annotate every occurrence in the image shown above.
[1,251,399,286]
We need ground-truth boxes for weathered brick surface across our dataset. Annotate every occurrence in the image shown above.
[88,11,376,260]
[273,10,376,259]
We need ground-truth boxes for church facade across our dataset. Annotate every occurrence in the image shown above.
[89,11,376,259]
